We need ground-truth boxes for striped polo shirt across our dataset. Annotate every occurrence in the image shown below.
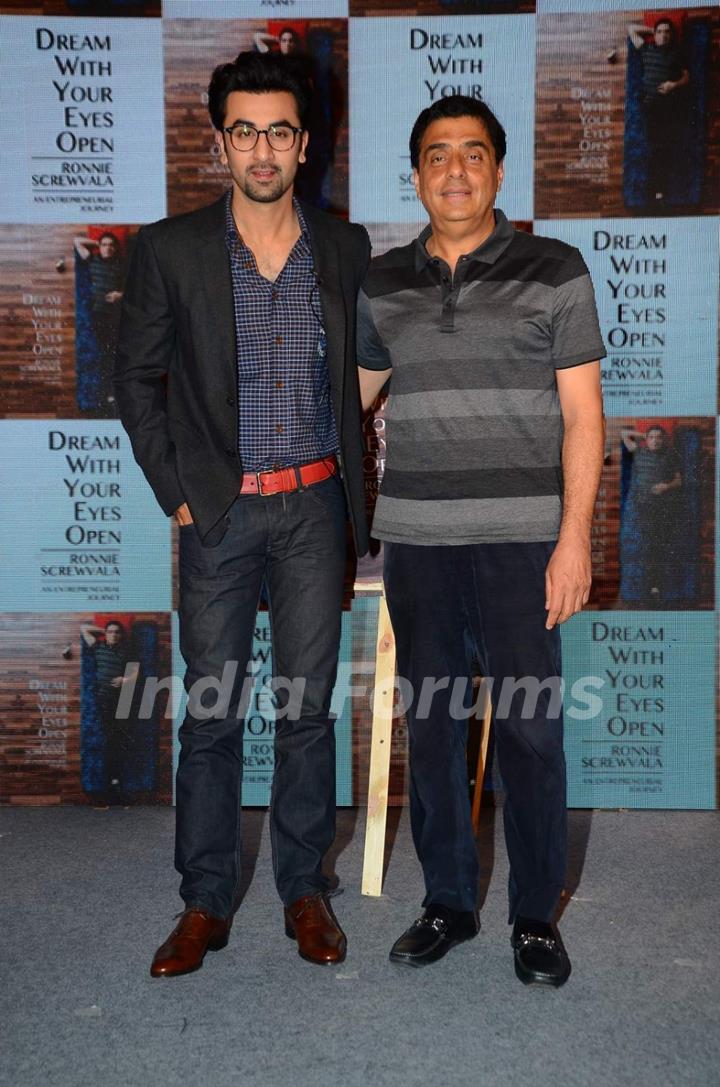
[93,643,127,700]
[640,43,684,100]
[357,210,606,546]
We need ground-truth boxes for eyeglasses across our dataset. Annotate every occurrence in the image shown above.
[223,123,303,153]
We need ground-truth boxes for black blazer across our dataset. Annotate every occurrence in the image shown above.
[115,195,371,554]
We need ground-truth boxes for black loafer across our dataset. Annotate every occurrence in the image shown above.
[389,905,480,968]
[511,916,571,987]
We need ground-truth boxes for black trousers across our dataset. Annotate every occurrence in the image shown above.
[98,693,128,801]
[643,95,682,198]
[384,540,567,923]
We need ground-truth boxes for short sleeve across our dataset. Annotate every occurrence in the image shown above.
[551,248,607,369]
[357,287,393,371]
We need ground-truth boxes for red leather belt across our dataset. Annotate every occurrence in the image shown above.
[239,456,337,496]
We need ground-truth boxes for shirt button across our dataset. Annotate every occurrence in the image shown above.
[275,424,284,434]
[272,291,279,301]
[275,335,283,345]
[275,381,284,389]
[226,395,235,407]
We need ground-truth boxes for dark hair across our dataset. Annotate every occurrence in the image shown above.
[207,50,312,131]
[98,231,119,247]
[654,18,674,37]
[409,94,506,169]
[105,620,125,635]
[278,27,300,42]
[646,425,668,438]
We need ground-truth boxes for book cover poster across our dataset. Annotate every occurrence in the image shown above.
[0,16,166,223]
[535,217,718,415]
[589,417,715,611]
[0,420,171,612]
[0,224,141,419]
[164,1,347,15]
[351,0,533,12]
[561,611,716,808]
[539,0,701,12]
[350,15,535,224]
[0,1,159,13]
[0,611,173,806]
[535,8,720,217]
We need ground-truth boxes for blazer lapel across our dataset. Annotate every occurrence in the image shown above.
[303,207,348,426]
[197,231,237,389]
[195,200,236,390]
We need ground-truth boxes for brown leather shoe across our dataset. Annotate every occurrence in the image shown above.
[150,908,231,978]
[284,893,347,965]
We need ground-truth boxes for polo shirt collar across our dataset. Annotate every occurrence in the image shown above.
[414,208,515,273]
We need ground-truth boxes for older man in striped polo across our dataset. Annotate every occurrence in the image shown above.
[357,94,605,987]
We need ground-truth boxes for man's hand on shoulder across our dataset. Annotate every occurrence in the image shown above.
[174,503,194,526]
[545,535,591,629]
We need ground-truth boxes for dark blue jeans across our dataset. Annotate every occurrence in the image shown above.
[176,474,346,918]
[384,540,567,923]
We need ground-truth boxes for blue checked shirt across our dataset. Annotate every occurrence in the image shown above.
[224,192,339,472]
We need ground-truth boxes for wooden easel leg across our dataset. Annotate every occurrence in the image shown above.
[361,594,396,897]
[471,683,493,834]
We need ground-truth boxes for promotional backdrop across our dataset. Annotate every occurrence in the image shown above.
[0,0,717,811]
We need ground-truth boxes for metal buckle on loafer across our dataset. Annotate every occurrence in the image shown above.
[515,934,557,951]
[415,916,448,934]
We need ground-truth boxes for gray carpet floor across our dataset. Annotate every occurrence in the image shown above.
[2,804,718,1087]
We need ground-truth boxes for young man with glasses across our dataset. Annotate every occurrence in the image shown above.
[115,51,371,978]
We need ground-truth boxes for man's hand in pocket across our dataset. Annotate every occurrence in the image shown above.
[174,503,193,526]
